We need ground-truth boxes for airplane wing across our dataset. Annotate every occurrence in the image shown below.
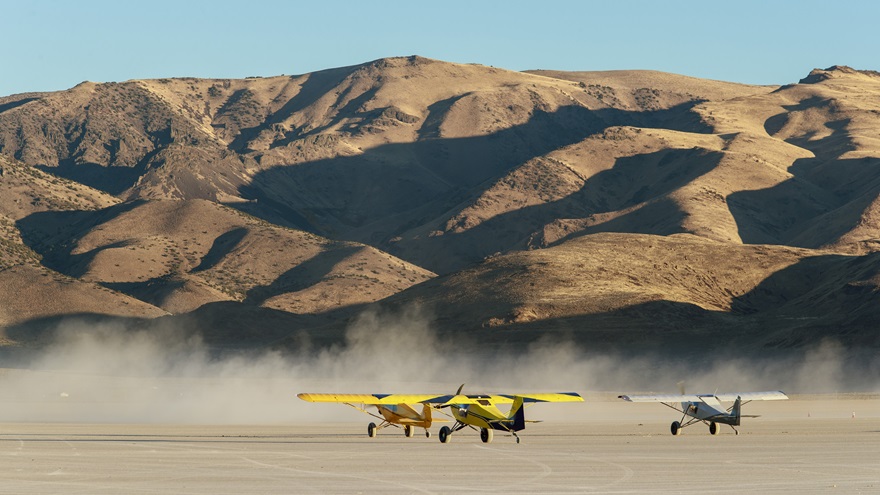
[619,391,788,402]
[434,392,583,406]
[506,392,584,403]
[297,393,445,404]
[713,391,788,402]
[618,394,704,402]
[299,392,584,406]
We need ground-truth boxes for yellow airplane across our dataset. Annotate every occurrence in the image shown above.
[298,385,583,443]
[297,393,446,438]
[434,385,584,444]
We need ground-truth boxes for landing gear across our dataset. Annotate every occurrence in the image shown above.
[439,426,451,444]
[425,430,431,438]
[669,416,731,436]
[404,425,414,438]
[440,420,519,443]
[367,422,377,438]
[480,427,493,443]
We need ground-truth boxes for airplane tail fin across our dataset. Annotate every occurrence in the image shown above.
[508,396,526,431]
[732,395,742,426]
[422,402,433,427]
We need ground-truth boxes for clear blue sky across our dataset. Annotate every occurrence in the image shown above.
[2,0,877,97]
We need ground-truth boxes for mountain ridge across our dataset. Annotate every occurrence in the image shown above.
[1,58,878,353]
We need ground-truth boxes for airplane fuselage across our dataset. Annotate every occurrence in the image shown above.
[681,395,740,426]
[450,401,508,430]
[377,403,432,428]
[446,395,526,432]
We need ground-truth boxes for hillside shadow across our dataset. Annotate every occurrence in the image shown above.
[730,101,866,246]
[35,125,171,195]
[731,251,880,316]
[391,147,724,273]
[366,292,754,358]
[192,228,249,272]
[729,251,880,348]
[547,197,689,247]
[168,301,349,350]
[0,96,39,114]
[235,101,712,270]
[417,94,469,140]
[62,240,135,278]
[1,313,152,351]
[6,251,878,357]
[762,96,827,136]
[269,86,381,149]
[36,162,147,196]
[726,178,832,245]
[1,303,335,353]
[552,147,725,240]
[103,276,187,309]
[15,200,146,275]
[227,66,364,152]
[5,296,875,374]
[364,259,880,356]
[231,190,315,232]
[244,244,362,306]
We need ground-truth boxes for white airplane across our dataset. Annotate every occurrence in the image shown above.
[618,390,788,435]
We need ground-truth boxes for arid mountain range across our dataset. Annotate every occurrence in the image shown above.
[1,57,878,355]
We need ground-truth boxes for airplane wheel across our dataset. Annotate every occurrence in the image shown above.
[368,422,377,438]
[480,427,493,443]
[709,422,718,435]
[671,421,681,436]
[404,425,414,438]
[439,426,451,444]
[425,430,431,438]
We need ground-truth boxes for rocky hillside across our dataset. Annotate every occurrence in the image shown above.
[366,233,879,354]
[1,58,878,353]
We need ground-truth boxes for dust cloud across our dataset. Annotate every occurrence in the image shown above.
[0,307,877,424]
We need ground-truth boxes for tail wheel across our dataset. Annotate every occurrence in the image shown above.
[367,422,377,438]
[425,430,431,438]
[671,421,681,436]
[404,425,414,438]
[709,422,718,435]
[480,427,493,443]
[439,426,451,443]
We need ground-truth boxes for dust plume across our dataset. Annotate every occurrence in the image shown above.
[0,307,877,424]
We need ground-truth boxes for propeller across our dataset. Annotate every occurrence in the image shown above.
[439,384,466,408]
[677,381,686,395]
